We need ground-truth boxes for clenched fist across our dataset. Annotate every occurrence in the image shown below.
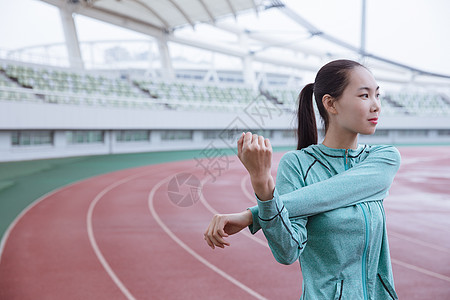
[237,132,275,201]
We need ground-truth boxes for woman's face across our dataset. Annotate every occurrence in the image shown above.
[332,66,381,135]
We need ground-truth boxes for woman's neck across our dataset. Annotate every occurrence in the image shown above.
[322,127,358,150]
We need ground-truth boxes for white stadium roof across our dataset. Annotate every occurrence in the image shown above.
[42,0,261,32]
[24,0,450,82]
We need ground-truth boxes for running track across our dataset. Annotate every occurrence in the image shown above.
[0,147,449,299]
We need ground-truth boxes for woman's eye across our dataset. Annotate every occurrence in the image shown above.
[360,94,369,98]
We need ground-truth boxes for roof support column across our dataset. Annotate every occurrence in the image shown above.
[243,55,255,87]
[59,7,84,69]
[360,0,367,59]
[239,32,255,86]
[157,34,175,81]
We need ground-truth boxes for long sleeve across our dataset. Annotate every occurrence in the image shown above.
[249,145,401,234]
[252,151,308,265]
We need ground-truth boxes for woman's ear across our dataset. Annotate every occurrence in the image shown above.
[322,94,338,115]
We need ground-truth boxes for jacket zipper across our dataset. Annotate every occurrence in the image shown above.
[359,203,369,300]
[345,150,369,299]
[344,149,349,170]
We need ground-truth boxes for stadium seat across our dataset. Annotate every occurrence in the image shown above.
[1,61,448,115]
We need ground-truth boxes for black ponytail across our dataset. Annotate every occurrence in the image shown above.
[295,59,366,150]
[297,83,317,150]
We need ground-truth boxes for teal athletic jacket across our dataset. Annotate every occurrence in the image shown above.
[248,144,401,300]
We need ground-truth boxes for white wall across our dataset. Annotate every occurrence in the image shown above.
[0,129,297,162]
[0,101,293,130]
[1,101,449,162]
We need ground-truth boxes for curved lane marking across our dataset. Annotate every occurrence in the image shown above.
[200,176,268,248]
[87,171,152,300]
[240,174,257,205]
[391,258,450,282]
[0,185,71,265]
[148,175,268,300]
[389,231,450,254]
[3,153,450,299]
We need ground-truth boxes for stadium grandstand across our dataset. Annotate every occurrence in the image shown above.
[0,0,449,162]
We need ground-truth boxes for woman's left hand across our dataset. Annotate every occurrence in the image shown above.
[203,210,253,249]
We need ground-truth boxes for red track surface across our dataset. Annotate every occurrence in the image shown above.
[1,147,449,299]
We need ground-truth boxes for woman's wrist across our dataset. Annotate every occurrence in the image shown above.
[250,174,275,201]
[243,209,253,226]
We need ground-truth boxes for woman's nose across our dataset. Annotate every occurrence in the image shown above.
[371,96,381,112]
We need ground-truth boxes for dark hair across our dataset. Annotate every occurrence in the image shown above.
[296,59,365,150]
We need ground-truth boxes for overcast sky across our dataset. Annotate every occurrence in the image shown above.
[0,0,449,76]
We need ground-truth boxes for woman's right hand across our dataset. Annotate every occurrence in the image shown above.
[204,210,253,249]
[237,132,275,201]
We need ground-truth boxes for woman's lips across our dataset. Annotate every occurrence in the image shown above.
[368,118,378,124]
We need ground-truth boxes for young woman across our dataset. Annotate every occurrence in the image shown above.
[204,59,401,299]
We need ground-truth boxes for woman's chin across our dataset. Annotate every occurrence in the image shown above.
[360,128,377,135]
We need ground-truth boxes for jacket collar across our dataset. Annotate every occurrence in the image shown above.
[315,143,367,158]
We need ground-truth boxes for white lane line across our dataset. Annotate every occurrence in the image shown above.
[391,258,450,282]
[201,177,268,248]
[387,201,450,234]
[389,231,450,254]
[240,174,257,205]
[148,175,268,300]
[87,171,151,300]
[407,217,450,234]
[0,184,72,265]
[400,154,450,166]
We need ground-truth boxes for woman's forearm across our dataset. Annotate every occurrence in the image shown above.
[248,145,401,234]
[250,174,275,201]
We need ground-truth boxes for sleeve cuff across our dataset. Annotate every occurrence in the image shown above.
[256,188,284,221]
[247,188,281,234]
[247,206,260,234]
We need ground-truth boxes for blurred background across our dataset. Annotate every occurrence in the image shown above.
[0,0,449,161]
[0,2,449,299]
